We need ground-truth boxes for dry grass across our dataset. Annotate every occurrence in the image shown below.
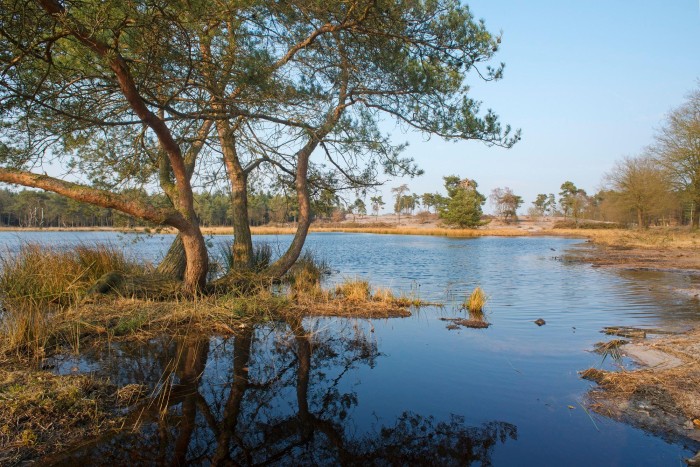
[288,279,430,319]
[556,227,700,250]
[593,339,629,362]
[0,244,145,357]
[0,243,143,309]
[206,224,533,237]
[581,328,700,443]
[0,367,125,465]
[463,286,488,314]
[334,279,371,301]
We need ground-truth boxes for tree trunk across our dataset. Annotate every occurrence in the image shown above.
[216,121,254,270]
[265,151,312,279]
[693,202,699,229]
[181,225,209,293]
[230,172,254,270]
[156,233,186,280]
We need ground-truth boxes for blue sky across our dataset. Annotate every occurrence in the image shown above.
[375,0,700,214]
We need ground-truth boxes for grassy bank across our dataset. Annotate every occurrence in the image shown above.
[0,244,427,359]
[555,227,700,249]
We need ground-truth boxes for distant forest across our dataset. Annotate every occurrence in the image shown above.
[0,189,326,228]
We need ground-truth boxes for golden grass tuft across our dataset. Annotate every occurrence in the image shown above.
[287,279,433,319]
[334,279,371,301]
[463,286,488,314]
[0,243,143,309]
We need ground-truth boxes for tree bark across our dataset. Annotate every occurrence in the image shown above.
[37,0,207,293]
[216,121,254,270]
[156,233,186,280]
[265,149,313,278]
[181,224,209,293]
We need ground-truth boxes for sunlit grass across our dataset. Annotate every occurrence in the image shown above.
[0,243,144,357]
[555,227,700,249]
[463,286,488,314]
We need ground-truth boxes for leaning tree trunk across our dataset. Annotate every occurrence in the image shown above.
[265,150,312,279]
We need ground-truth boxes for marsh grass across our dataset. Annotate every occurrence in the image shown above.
[334,279,371,301]
[463,286,488,314]
[218,242,273,274]
[0,243,144,357]
[288,279,431,319]
[285,251,330,293]
[0,243,143,308]
[556,227,700,249]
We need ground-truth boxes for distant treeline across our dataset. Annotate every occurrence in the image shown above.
[0,188,342,228]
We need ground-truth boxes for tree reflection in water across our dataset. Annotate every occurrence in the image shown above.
[52,318,516,465]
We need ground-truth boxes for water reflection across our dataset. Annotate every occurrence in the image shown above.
[51,318,516,465]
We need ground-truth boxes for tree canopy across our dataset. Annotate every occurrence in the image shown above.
[0,0,518,290]
[651,87,700,227]
[438,175,485,228]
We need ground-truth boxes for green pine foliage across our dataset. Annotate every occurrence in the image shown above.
[438,176,486,228]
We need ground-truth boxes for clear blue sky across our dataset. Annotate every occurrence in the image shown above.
[375,0,700,214]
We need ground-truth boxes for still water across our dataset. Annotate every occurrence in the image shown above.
[1,231,699,465]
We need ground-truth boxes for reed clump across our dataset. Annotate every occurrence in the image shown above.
[0,243,143,309]
[0,243,144,356]
[463,286,488,314]
[217,242,273,274]
[334,279,371,301]
[372,286,425,307]
[285,251,330,294]
[289,279,430,319]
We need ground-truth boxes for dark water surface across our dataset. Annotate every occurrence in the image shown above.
[2,231,699,465]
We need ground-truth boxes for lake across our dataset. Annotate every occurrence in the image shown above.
[2,231,699,465]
